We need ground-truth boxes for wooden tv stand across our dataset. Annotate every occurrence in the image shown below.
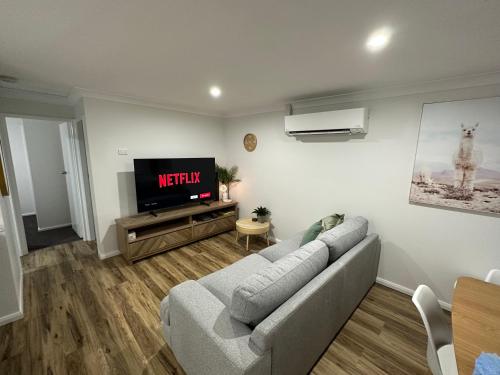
[115,201,238,263]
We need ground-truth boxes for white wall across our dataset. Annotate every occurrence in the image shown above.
[6,119,36,216]
[0,196,23,325]
[23,119,72,230]
[223,84,500,305]
[81,97,227,258]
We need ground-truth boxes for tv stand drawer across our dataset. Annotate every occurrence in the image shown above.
[129,228,192,259]
[193,216,236,238]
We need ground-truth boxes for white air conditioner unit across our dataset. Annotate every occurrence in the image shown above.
[284,107,368,136]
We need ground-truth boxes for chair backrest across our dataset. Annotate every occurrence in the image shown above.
[485,269,500,286]
[412,285,452,351]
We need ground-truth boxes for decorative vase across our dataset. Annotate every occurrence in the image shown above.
[257,216,266,223]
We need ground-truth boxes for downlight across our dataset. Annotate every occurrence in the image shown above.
[209,86,222,98]
[366,27,392,53]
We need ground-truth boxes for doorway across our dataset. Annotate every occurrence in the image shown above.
[2,116,94,253]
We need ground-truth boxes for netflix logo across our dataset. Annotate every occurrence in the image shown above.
[158,171,201,188]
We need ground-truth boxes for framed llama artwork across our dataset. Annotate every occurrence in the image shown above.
[409,96,500,215]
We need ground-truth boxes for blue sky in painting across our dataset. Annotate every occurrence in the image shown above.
[414,96,500,173]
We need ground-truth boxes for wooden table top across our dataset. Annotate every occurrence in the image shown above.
[236,218,270,234]
[452,277,500,374]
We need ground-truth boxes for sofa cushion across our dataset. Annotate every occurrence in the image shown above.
[321,213,345,232]
[300,220,323,246]
[258,230,305,262]
[198,253,271,307]
[316,216,368,263]
[230,240,328,325]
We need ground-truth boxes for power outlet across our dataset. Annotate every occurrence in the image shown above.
[117,148,128,155]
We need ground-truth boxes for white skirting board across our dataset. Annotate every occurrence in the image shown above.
[376,277,451,311]
[38,223,72,232]
[0,272,24,327]
[0,310,23,326]
[98,249,121,260]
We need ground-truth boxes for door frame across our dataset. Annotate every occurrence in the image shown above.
[64,118,95,241]
[59,121,83,237]
[0,113,95,256]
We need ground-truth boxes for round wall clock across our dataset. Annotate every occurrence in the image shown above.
[243,133,257,152]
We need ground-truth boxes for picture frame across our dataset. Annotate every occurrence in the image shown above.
[409,97,500,215]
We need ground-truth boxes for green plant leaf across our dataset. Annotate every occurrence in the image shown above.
[216,163,241,185]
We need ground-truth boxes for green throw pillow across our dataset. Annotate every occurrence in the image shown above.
[300,220,323,246]
[321,214,344,232]
[300,214,345,246]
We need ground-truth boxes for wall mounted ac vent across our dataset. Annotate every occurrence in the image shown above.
[284,107,368,136]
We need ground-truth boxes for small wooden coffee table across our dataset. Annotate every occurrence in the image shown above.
[236,218,270,251]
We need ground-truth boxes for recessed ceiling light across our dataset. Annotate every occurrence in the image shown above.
[209,86,222,98]
[366,27,392,52]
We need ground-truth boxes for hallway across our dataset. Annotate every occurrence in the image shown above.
[23,215,80,251]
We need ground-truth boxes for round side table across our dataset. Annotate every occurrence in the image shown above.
[236,218,270,251]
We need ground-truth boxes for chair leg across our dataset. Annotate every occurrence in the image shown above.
[246,235,249,251]
[266,231,269,246]
[236,231,239,242]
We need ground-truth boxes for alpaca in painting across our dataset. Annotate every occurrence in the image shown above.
[453,123,483,191]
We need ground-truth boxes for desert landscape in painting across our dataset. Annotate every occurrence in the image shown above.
[410,168,500,214]
[410,97,500,215]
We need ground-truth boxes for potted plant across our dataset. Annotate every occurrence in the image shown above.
[252,206,271,223]
[216,164,241,201]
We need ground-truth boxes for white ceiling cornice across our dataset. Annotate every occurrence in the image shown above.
[223,70,500,118]
[3,70,500,120]
[0,86,72,106]
[288,70,500,110]
[68,87,222,118]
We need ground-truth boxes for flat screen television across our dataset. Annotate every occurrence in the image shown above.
[134,158,216,213]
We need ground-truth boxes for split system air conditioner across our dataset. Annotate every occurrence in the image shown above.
[284,107,368,136]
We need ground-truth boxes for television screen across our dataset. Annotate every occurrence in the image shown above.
[134,158,216,212]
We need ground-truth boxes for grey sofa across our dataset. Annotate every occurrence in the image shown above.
[160,217,381,375]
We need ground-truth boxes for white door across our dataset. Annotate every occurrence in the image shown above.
[59,122,83,237]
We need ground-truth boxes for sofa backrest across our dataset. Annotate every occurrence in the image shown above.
[230,240,328,325]
[316,216,368,263]
[250,233,381,375]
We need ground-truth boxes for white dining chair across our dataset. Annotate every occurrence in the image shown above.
[485,269,500,285]
[412,285,458,375]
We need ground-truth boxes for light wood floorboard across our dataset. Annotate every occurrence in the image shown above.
[0,232,435,374]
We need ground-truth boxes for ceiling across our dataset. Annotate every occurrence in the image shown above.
[1,0,500,116]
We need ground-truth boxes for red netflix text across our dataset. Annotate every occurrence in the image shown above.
[158,172,201,188]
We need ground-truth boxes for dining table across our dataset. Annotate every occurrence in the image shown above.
[452,277,500,374]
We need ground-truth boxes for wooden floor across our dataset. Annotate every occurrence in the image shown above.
[0,232,434,374]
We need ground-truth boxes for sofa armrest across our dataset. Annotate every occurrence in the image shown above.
[250,261,345,354]
[168,280,270,375]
